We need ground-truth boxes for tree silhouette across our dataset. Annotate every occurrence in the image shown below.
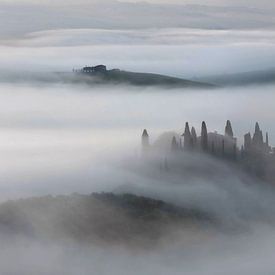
[201,121,208,151]
[225,120,234,137]
[184,122,192,150]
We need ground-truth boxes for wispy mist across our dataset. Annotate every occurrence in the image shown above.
[1,28,275,78]
[0,3,275,273]
[0,82,274,200]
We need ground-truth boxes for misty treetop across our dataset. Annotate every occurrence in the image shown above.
[142,120,275,183]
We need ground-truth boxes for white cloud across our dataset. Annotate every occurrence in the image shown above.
[5,28,275,47]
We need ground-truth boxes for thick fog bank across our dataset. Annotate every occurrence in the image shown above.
[0,82,274,199]
[0,225,275,275]
[0,74,273,275]
[1,5,275,274]
[0,82,274,231]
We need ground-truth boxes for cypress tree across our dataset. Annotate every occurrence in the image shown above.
[142,129,149,151]
[201,121,208,151]
[184,122,192,150]
[253,122,264,147]
[225,120,234,137]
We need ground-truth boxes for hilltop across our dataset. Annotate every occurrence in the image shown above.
[70,65,215,89]
[0,193,213,247]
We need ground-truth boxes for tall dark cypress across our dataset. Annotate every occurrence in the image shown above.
[253,122,264,148]
[142,129,149,151]
[225,120,234,137]
[184,122,192,150]
[201,121,208,151]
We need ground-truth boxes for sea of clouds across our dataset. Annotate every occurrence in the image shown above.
[0,25,274,274]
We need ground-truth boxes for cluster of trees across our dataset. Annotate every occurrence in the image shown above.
[170,120,237,161]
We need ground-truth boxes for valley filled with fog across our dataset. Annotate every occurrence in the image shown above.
[0,79,275,274]
[1,25,275,274]
[0,81,275,199]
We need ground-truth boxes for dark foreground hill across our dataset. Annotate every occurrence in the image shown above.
[0,193,212,247]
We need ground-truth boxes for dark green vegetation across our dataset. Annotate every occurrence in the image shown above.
[98,70,215,88]
[0,193,212,246]
[70,70,215,89]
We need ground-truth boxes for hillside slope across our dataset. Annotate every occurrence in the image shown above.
[201,68,275,87]
[68,69,215,89]
[0,193,213,246]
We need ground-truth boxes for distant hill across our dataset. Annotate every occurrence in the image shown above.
[68,65,215,89]
[99,70,215,88]
[0,193,213,247]
[200,68,275,87]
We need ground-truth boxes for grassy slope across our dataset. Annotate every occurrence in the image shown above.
[102,70,215,88]
[0,193,213,246]
[68,70,215,89]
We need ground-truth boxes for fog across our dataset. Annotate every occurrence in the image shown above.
[0,81,274,198]
[0,80,274,274]
[2,28,275,78]
[1,25,275,274]
[0,225,275,275]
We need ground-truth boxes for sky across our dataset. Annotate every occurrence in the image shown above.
[1,0,275,6]
[1,0,275,39]
[0,0,275,77]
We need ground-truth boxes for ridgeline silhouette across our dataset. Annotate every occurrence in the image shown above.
[72,65,215,88]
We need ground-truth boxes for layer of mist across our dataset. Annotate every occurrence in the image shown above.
[1,28,275,79]
[0,25,275,274]
[0,78,274,273]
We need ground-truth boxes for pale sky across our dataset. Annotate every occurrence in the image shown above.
[1,0,275,11]
[0,0,275,38]
[0,0,275,8]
